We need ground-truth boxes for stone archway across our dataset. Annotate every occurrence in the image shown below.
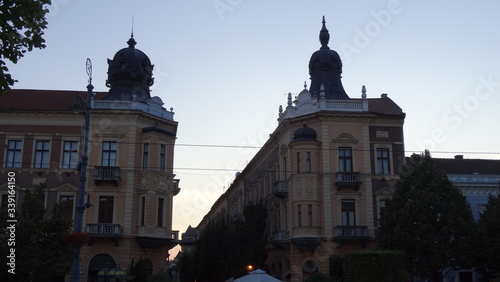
[87,253,117,282]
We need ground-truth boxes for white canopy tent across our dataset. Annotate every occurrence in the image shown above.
[234,269,282,282]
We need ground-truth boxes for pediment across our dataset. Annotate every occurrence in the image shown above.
[53,183,79,192]
[95,127,125,138]
[333,133,358,143]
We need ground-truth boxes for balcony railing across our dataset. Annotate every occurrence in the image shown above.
[272,180,288,199]
[334,225,370,248]
[271,230,290,250]
[86,223,121,236]
[334,226,369,239]
[272,230,289,242]
[173,179,181,196]
[334,172,362,190]
[93,166,121,186]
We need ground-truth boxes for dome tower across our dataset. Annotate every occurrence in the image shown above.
[104,34,154,102]
[308,17,349,100]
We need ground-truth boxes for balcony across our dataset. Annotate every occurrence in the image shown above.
[270,230,290,250]
[334,226,369,248]
[136,230,179,250]
[173,179,181,196]
[93,166,121,186]
[85,223,121,246]
[272,180,288,199]
[334,172,362,190]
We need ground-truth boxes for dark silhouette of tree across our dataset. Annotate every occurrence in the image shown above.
[474,194,500,278]
[0,183,73,281]
[377,150,475,282]
[191,203,268,282]
[0,0,51,93]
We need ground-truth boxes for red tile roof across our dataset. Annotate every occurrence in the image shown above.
[0,89,107,110]
[367,95,405,117]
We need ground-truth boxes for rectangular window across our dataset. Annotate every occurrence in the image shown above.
[283,157,287,180]
[59,195,74,219]
[306,152,311,172]
[157,198,164,227]
[159,144,166,172]
[339,147,353,172]
[140,197,146,226]
[341,199,356,226]
[6,140,22,168]
[376,148,390,174]
[142,143,149,170]
[98,196,114,223]
[308,204,313,227]
[298,204,302,227]
[101,141,117,167]
[296,152,300,173]
[62,141,78,169]
[34,140,50,168]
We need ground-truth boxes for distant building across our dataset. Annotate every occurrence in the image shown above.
[197,18,406,281]
[179,225,198,253]
[0,35,180,281]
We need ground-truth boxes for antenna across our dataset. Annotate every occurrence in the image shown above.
[131,15,134,37]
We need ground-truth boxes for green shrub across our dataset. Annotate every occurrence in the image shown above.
[343,250,404,282]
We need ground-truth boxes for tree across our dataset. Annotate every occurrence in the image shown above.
[0,183,73,281]
[377,150,475,282]
[474,194,500,277]
[0,0,51,93]
[192,203,268,282]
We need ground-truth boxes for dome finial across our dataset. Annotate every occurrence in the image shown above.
[127,34,137,48]
[319,16,330,50]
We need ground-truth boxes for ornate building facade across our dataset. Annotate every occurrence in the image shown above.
[197,18,406,281]
[0,35,180,281]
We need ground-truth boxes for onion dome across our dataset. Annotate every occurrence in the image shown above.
[104,34,154,102]
[308,17,349,100]
[293,124,317,142]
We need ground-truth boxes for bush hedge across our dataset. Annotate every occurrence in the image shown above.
[343,250,405,282]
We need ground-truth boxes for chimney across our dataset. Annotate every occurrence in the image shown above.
[454,155,464,160]
[381,93,388,98]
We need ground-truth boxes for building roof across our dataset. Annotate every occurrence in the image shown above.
[433,157,500,175]
[367,94,405,116]
[0,89,107,111]
[0,89,175,121]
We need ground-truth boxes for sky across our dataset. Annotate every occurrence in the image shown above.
[6,0,500,256]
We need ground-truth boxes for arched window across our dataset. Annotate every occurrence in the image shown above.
[87,253,116,282]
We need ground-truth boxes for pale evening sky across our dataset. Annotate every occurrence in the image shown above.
[6,0,500,256]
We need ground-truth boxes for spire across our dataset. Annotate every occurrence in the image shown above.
[129,15,136,48]
[319,16,330,50]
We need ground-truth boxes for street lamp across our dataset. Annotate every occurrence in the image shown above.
[70,58,94,282]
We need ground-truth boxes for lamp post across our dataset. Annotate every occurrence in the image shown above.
[70,58,94,282]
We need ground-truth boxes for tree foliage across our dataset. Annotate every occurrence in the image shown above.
[377,150,475,282]
[0,183,73,281]
[474,194,500,276]
[190,203,268,282]
[0,0,51,93]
